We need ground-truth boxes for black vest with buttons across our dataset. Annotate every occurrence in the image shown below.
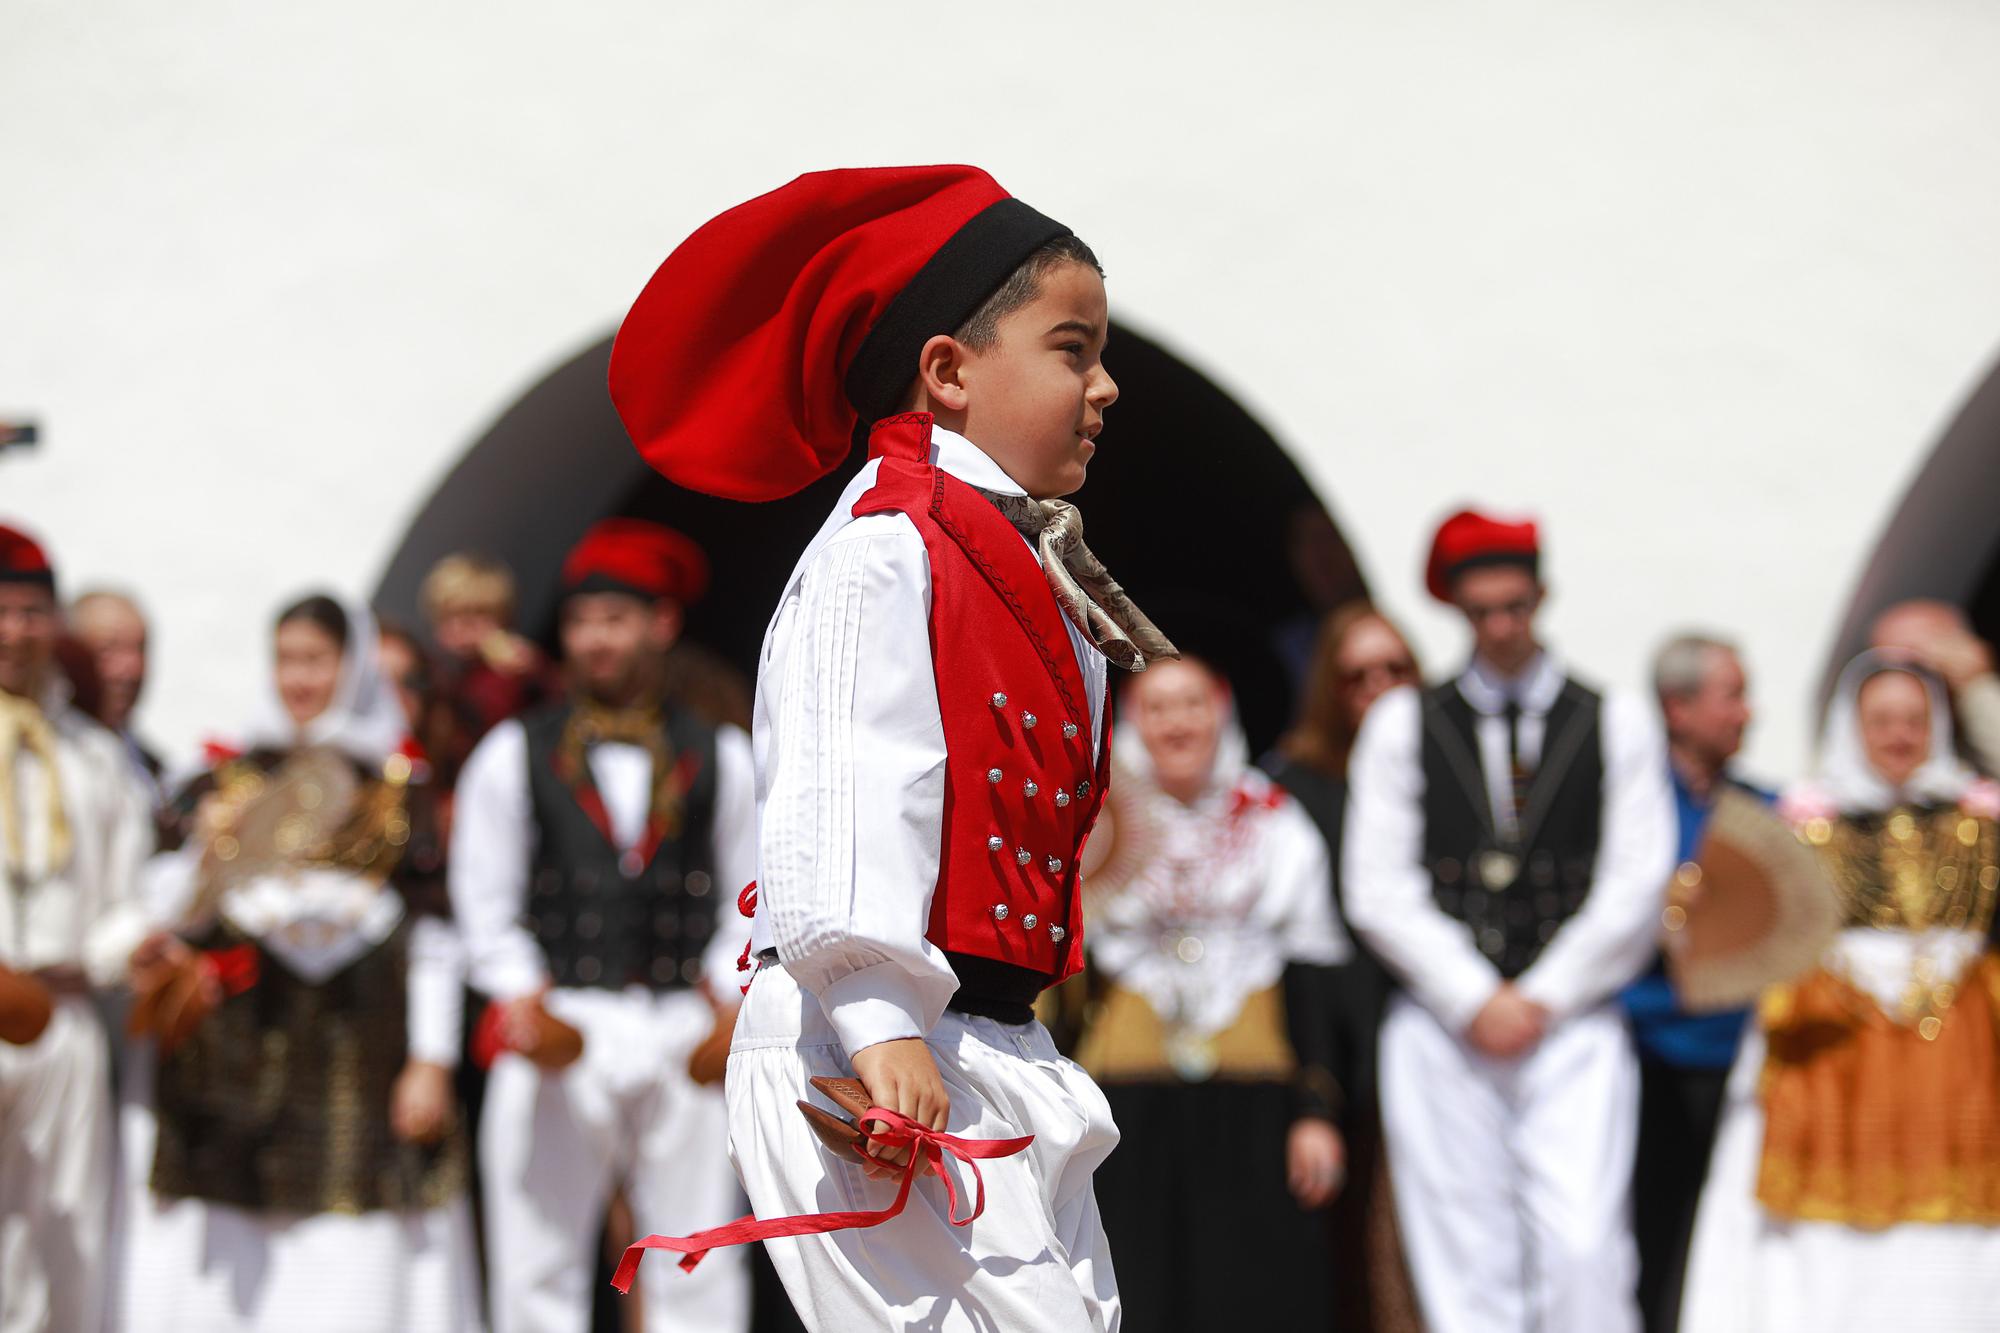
[521,700,720,992]
[1420,676,1604,979]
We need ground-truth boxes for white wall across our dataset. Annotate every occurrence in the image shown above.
[6,0,1999,779]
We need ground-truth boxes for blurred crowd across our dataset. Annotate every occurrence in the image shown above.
[4,506,1998,1333]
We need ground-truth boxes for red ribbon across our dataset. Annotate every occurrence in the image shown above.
[202,944,260,997]
[469,1001,509,1070]
[610,1106,1034,1290]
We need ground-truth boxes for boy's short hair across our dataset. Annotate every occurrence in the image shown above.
[952,234,1103,350]
[420,552,517,624]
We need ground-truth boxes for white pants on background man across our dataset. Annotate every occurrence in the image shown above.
[1378,992,1640,1333]
[0,996,115,1333]
[481,986,747,1333]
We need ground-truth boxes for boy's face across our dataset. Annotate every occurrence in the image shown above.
[957,262,1118,500]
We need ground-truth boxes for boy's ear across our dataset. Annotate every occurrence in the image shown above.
[916,333,971,413]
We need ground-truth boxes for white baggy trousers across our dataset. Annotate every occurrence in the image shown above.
[481,986,749,1333]
[0,996,112,1333]
[728,963,1122,1332]
[1379,992,1641,1333]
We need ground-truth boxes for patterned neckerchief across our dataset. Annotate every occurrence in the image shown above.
[973,489,1178,672]
[0,687,71,885]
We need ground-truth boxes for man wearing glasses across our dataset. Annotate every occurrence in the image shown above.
[1342,509,1674,1333]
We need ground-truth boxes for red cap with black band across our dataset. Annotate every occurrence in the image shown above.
[560,518,709,607]
[0,523,56,595]
[1425,508,1540,603]
[609,165,1071,503]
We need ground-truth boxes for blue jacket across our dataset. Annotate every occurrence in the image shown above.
[1618,767,1774,1069]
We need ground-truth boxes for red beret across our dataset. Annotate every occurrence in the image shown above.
[561,519,709,606]
[0,522,55,592]
[609,165,1072,503]
[1425,508,1540,603]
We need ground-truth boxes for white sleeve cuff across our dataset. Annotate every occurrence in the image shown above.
[472,941,549,1003]
[1428,970,1503,1035]
[818,960,933,1058]
[405,916,466,1067]
[1513,966,1575,1021]
[405,975,463,1067]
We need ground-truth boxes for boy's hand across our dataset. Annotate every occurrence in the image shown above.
[849,1038,950,1179]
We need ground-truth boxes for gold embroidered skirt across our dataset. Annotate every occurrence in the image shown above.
[1757,952,2000,1226]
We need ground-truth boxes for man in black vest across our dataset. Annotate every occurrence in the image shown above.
[1343,509,1673,1333]
[449,519,754,1333]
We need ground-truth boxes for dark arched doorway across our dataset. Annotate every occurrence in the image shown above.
[1820,347,2000,708]
[375,325,1362,756]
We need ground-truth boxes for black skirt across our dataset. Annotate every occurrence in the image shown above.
[1095,1079,1332,1331]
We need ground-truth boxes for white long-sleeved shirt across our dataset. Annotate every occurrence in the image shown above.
[748,425,1107,1059]
[2,694,152,987]
[1342,654,1674,1032]
[448,711,758,1003]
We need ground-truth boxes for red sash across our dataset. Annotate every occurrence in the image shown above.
[611,1107,1034,1288]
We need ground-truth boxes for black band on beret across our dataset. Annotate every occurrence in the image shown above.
[563,572,667,604]
[0,567,55,593]
[842,197,1072,448]
[1445,550,1541,586]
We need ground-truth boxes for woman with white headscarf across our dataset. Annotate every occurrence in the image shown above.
[1679,651,2000,1331]
[119,593,481,1333]
[1070,655,1353,1329]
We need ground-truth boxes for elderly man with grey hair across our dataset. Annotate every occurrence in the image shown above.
[67,587,163,807]
[1617,632,1771,1333]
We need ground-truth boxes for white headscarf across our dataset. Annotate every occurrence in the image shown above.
[1814,650,1975,815]
[239,595,408,766]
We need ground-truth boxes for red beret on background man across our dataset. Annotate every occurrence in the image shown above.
[0,522,57,593]
[609,165,1073,502]
[1425,508,1541,603]
[560,518,710,607]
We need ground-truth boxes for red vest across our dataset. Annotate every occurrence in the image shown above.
[852,414,1111,986]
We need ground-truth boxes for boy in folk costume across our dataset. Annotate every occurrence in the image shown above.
[608,167,1174,1331]
[0,523,153,1333]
